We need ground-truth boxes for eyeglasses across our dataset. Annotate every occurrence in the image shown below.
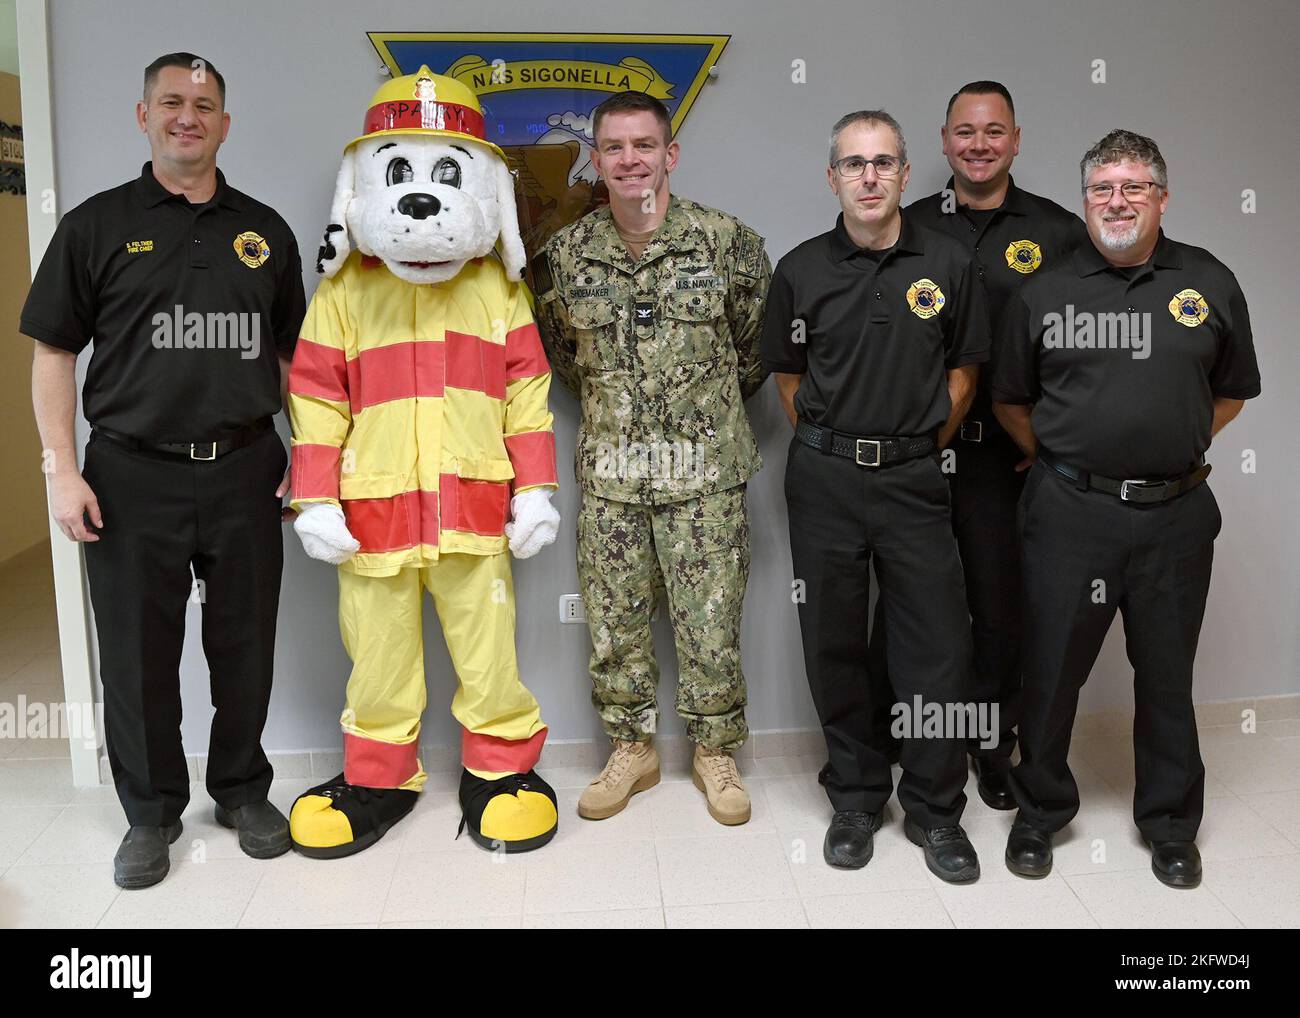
[832,155,903,179]
[1083,181,1162,205]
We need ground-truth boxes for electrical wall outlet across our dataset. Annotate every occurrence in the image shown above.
[559,593,587,623]
[559,594,659,623]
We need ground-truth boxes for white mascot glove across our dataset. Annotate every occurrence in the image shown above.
[293,503,360,565]
[504,489,560,560]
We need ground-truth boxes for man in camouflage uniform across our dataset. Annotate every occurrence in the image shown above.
[534,91,770,826]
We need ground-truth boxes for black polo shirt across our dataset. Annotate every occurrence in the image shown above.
[20,162,305,442]
[905,176,1086,436]
[992,230,1261,479]
[762,213,989,436]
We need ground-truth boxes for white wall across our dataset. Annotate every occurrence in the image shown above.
[40,0,1300,757]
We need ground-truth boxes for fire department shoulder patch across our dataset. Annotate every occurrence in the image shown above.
[1005,239,1042,274]
[906,278,946,319]
[234,231,271,268]
[1168,288,1209,327]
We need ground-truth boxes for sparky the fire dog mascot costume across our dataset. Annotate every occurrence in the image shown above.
[286,67,562,856]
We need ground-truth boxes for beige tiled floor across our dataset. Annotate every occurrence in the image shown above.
[2,542,1298,929]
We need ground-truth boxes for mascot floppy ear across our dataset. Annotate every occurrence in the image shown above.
[316,148,356,278]
[494,157,527,282]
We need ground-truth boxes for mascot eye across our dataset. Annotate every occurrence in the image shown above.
[386,158,414,186]
[432,158,462,189]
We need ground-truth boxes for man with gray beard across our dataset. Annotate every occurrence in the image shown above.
[993,130,1260,888]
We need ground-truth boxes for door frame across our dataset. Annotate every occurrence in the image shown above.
[17,0,102,787]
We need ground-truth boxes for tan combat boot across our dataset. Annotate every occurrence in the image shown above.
[692,745,751,826]
[577,739,660,820]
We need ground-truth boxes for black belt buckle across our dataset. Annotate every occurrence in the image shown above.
[855,438,882,467]
[960,420,983,443]
[1119,478,1166,503]
[190,442,218,461]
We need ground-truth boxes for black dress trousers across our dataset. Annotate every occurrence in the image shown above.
[786,438,973,829]
[867,432,1027,763]
[1010,462,1219,841]
[948,435,1027,762]
[81,428,286,827]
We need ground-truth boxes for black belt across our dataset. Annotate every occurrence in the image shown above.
[93,417,274,461]
[960,417,1020,445]
[796,420,935,468]
[1038,448,1210,505]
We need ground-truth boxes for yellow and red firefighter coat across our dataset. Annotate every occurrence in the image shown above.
[288,252,558,574]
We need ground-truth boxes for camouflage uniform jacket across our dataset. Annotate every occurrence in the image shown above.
[535,195,771,504]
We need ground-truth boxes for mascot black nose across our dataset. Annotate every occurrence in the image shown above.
[397,193,441,220]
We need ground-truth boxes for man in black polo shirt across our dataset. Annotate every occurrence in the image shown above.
[993,130,1260,888]
[867,82,1086,808]
[763,110,988,880]
[22,53,305,888]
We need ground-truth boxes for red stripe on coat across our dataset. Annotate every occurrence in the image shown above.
[445,331,506,400]
[346,341,445,413]
[503,431,558,491]
[340,476,511,554]
[439,472,510,537]
[289,339,349,403]
[505,322,550,381]
[342,490,436,553]
[292,443,341,502]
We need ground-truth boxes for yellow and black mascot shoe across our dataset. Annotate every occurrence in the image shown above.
[458,769,558,853]
[290,774,417,859]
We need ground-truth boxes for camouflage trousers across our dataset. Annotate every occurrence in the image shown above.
[576,485,751,751]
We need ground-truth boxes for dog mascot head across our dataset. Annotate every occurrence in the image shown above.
[316,65,525,286]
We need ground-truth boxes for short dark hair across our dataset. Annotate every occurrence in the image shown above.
[144,52,226,106]
[945,81,1015,122]
[592,91,672,145]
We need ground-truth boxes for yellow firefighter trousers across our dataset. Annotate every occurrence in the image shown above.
[337,552,546,790]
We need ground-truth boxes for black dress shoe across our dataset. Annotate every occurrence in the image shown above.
[904,816,980,883]
[972,757,1016,811]
[1147,839,1201,888]
[823,810,883,869]
[114,821,184,889]
[215,800,291,859]
[1005,820,1053,878]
